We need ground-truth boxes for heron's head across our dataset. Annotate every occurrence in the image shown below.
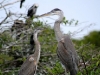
[38,8,63,17]
[33,27,43,34]
[33,3,39,8]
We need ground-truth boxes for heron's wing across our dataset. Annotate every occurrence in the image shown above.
[18,55,37,75]
[57,41,73,70]
[57,35,78,71]
[63,35,79,65]
[27,6,33,17]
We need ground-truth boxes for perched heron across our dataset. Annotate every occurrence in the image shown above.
[38,8,79,75]
[27,3,39,18]
[18,27,43,75]
[20,0,25,8]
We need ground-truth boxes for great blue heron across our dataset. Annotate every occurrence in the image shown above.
[38,8,79,75]
[20,0,25,8]
[27,3,39,18]
[18,27,43,75]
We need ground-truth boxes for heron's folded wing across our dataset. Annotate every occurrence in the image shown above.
[63,35,79,65]
[27,6,33,16]
[18,56,36,75]
[57,41,73,70]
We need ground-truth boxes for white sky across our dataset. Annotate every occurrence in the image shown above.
[0,0,100,39]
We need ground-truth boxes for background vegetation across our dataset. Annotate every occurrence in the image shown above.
[0,0,100,75]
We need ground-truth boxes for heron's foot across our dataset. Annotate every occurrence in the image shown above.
[29,57,34,61]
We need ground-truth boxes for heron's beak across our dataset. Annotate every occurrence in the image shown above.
[38,11,52,18]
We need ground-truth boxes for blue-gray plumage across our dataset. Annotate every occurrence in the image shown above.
[38,8,79,75]
[18,27,43,75]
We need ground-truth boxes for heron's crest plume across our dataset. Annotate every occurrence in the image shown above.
[51,8,61,12]
[33,3,39,8]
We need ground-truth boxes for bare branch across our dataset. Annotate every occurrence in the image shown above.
[0,11,11,25]
[0,0,20,9]
[0,16,8,25]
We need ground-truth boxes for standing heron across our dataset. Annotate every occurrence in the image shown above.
[38,8,79,75]
[27,3,39,18]
[18,27,43,75]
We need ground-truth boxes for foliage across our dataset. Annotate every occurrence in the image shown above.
[83,31,100,47]
[0,0,100,75]
[73,31,100,75]
[0,19,100,75]
[45,61,64,75]
[63,17,78,25]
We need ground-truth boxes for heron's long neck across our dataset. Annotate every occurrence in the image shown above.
[33,33,41,61]
[54,13,64,42]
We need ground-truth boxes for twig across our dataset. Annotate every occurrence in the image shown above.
[0,15,9,25]
[0,6,11,25]
[81,55,88,75]
[0,0,20,9]
[79,44,90,75]
[71,23,96,37]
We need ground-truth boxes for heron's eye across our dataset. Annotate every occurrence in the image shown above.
[34,6,37,8]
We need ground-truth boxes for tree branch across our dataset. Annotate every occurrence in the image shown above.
[0,0,20,9]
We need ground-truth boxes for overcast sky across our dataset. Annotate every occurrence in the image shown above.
[0,0,100,39]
